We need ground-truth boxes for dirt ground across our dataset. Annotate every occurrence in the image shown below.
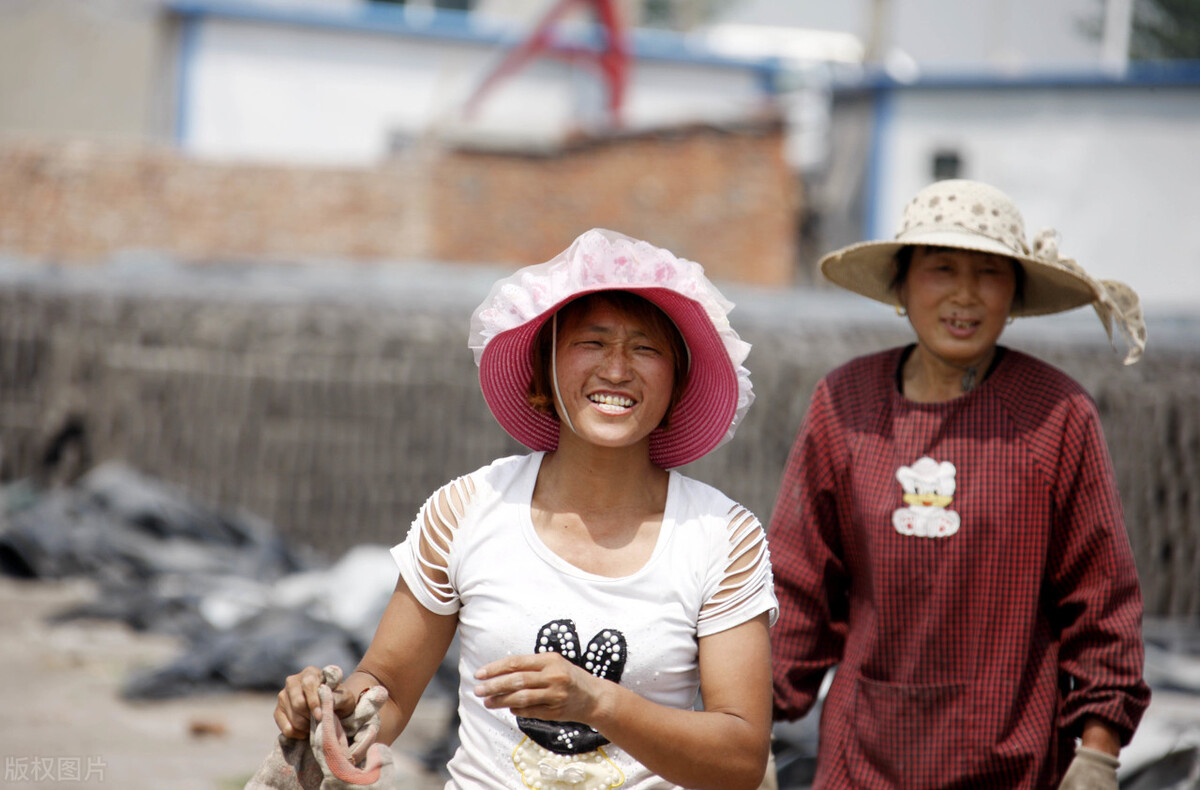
[0,576,452,790]
[6,575,1199,789]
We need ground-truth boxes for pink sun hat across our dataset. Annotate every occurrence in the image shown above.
[468,228,754,469]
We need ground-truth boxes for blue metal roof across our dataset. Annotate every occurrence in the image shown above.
[832,59,1200,93]
[165,0,780,76]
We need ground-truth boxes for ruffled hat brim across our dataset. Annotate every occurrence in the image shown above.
[479,286,740,469]
[470,229,754,468]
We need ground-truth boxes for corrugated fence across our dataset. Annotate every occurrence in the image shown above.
[1,273,1196,617]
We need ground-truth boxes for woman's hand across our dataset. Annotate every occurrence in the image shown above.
[273,665,357,740]
[473,652,607,724]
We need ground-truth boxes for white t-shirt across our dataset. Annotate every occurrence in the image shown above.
[391,452,777,790]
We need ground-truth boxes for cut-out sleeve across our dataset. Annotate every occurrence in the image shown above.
[697,504,778,637]
[391,474,476,614]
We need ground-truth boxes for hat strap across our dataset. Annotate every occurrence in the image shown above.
[551,312,579,439]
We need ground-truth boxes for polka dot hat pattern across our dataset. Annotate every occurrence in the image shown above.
[897,180,1030,256]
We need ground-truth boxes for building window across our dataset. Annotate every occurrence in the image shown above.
[932,149,962,181]
[374,0,474,11]
[640,0,729,31]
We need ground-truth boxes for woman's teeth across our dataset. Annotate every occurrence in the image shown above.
[589,394,633,408]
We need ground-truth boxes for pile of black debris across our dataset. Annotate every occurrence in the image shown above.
[0,461,397,696]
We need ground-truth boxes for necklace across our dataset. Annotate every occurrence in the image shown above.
[907,344,994,398]
[961,365,979,392]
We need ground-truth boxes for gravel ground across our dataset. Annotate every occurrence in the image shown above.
[0,576,452,790]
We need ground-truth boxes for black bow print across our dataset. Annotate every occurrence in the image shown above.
[516,618,627,754]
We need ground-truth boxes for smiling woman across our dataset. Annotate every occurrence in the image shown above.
[527,291,690,432]
[895,245,1019,401]
[547,298,678,453]
[769,179,1151,790]
[266,228,776,790]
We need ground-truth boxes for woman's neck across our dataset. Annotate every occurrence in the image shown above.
[902,343,998,403]
[535,434,668,518]
[531,436,669,577]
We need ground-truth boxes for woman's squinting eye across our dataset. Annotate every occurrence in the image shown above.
[917,256,952,271]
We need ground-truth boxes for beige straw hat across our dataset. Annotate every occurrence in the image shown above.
[819,179,1146,364]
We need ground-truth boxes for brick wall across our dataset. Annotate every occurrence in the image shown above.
[0,142,426,263]
[428,123,798,285]
[0,119,798,285]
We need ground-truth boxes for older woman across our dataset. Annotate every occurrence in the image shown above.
[270,229,776,790]
[768,180,1149,789]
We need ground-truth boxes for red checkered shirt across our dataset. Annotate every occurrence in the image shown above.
[769,346,1149,789]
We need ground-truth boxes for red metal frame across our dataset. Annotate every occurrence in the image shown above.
[463,0,629,127]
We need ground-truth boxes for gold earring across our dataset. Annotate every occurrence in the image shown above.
[895,305,907,317]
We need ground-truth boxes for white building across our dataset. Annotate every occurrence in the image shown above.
[807,64,1200,313]
[169,0,851,165]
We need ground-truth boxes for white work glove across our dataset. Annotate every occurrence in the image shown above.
[310,667,396,790]
[245,665,396,790]
[315,666,389,764]
[1057,746,1119,790]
